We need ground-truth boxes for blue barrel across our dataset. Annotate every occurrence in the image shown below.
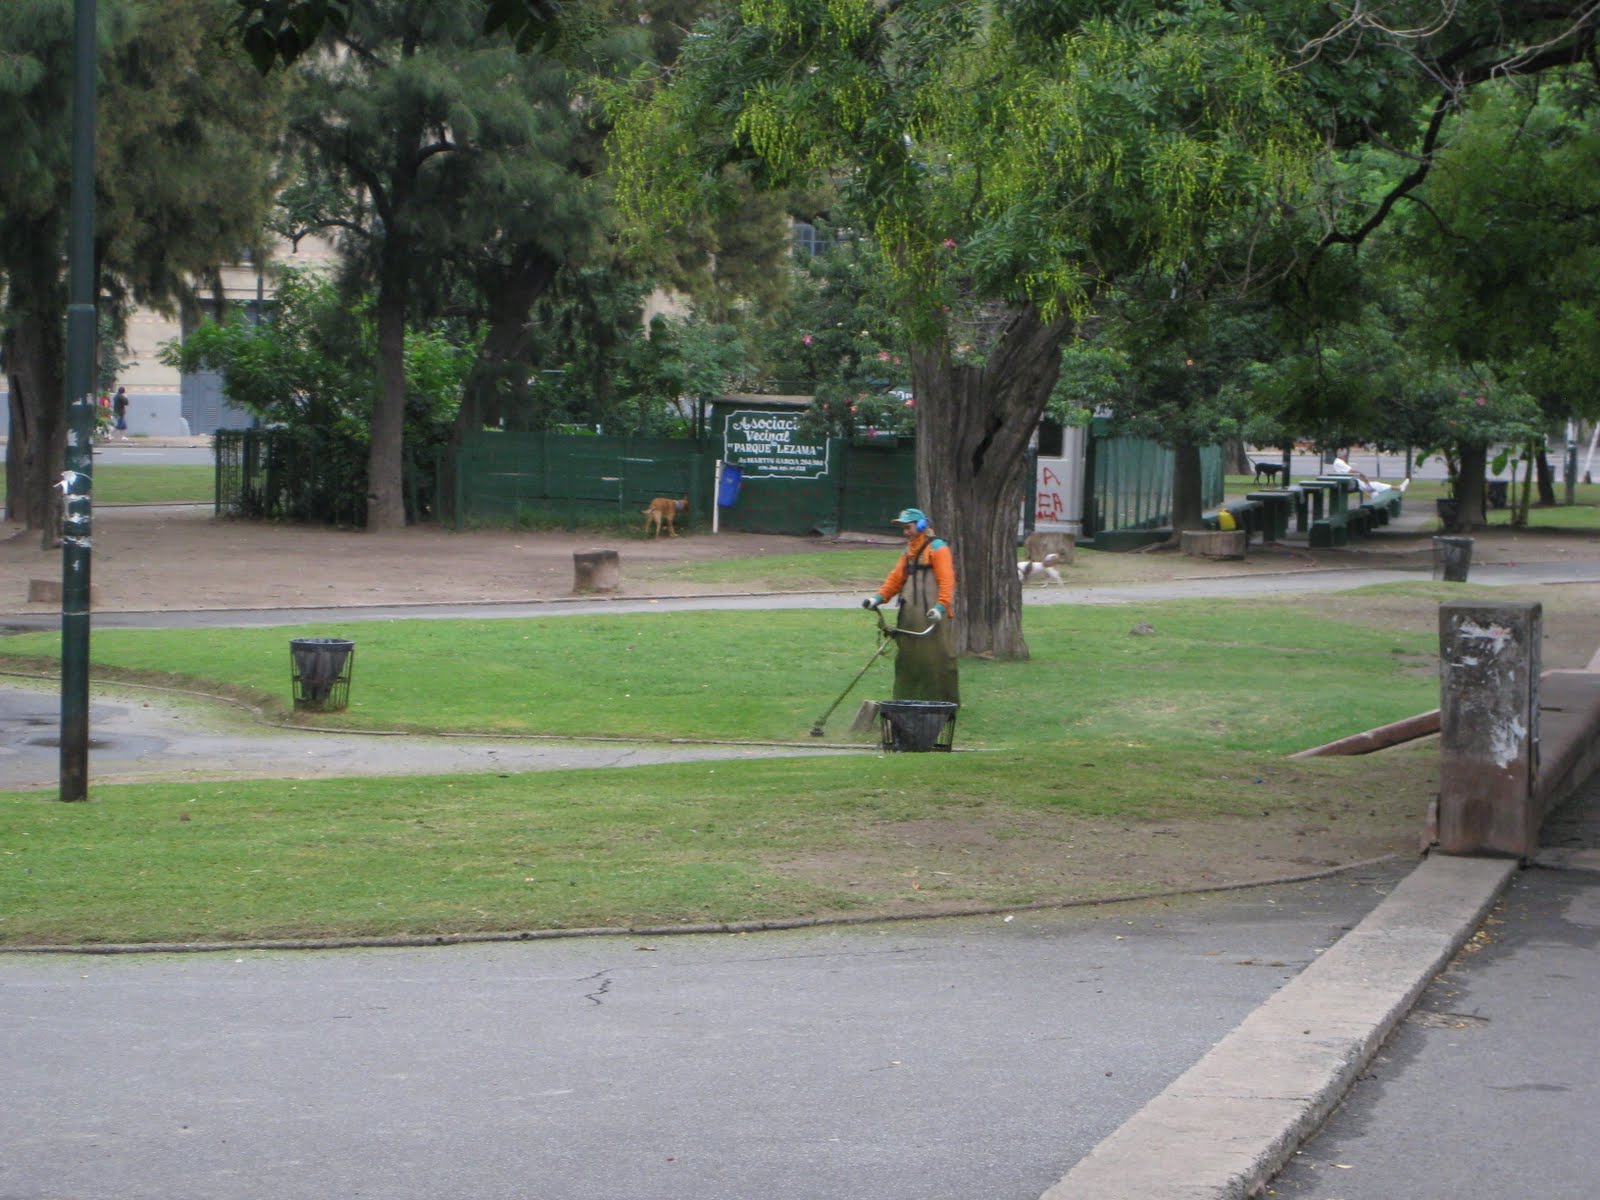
[717,464,743,507]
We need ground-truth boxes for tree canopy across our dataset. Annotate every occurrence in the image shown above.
[611,0,1313,657]
[1,0,282,531]
[279,0,642,528]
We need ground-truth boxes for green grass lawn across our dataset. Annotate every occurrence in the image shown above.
[0,598,1439,750]
[91,463,213,504]
[0,590,1452,945]
[0,743,1407,945]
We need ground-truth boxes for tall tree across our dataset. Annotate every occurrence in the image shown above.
[0,0,282,534]
[1384,73,1600,506]
[284,0,641,529]
[611,1,1307,659]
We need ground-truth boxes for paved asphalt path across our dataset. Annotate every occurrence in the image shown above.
[90,444,212,468]
[0,860,1410,1200]
[0,682,866,789]
[5,559,1600,633]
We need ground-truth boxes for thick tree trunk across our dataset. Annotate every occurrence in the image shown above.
[452,254,557,440]
[1223,438,1250,476]
[367,251,409,531]
[1535,447,1556,507]
[910,304,1071,661]
[2,305,68,539]
[1450,442,1488,532]
[1170,441,1205,532]
[1514,441,1536,525]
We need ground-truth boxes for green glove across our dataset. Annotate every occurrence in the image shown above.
[927,604,945,622]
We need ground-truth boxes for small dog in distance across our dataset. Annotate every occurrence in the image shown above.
[1017,552,1064,587]
[1252,461,1285,484]
[643,496,688,538]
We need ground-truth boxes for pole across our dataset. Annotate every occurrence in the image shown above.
[60,0,98,801]
[1565,420,1577,506]
[712,460,722,534]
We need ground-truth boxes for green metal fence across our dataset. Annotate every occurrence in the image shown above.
[223,419,1217,541]
[216,429,442,526]
[1081,426,1223,539]
[215,428,369,525]
[452,431,713,529]
[449,428,917,536]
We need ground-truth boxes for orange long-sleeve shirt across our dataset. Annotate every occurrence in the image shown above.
[877,533,956,613]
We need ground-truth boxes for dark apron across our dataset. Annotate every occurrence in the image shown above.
[894,545,959,704]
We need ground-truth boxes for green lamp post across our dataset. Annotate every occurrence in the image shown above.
[60,0,97,801]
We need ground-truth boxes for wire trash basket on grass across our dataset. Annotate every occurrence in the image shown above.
[878,699,957,752]
[290,637,355,712]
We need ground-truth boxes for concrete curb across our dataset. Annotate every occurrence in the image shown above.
[1038,853,1518,1200]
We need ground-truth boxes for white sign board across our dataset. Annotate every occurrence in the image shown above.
[722,410,830,479]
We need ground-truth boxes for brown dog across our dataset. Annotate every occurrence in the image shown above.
[642,496,687,538]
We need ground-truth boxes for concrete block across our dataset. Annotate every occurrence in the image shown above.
[572,549,619,593]
[1180,529,1246,559]
[1437,601,1541,857]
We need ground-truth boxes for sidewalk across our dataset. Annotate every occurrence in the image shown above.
[1268,779,1600,1199]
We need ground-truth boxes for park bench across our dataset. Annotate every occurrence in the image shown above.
[1245,490,1294,541]
[1367,490,1403,522]
[1303,475,1359,547]
[1206,475,1401,551]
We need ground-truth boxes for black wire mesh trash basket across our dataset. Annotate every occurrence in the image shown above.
[289,638,355,712]
[1432,536,1474,582]
[878,699,957,752]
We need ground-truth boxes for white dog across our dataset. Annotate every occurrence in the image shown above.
[1017,552,1064,587]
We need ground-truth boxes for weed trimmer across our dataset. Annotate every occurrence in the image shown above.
[808,609,936,737]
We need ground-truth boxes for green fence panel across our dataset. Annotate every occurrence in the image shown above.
[1081,427,1225,539]
[455,431,712,529]
[216,428,370,526]
[715,439,841,535]
[452,420,1209,542]
[1201,445,1223,508]
[839,440,918,531]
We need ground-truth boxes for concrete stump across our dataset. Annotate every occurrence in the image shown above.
[1179,529,1246,560]
[1437,601,1541,858]
[573,549,620,594]
[1024,532,1075,564]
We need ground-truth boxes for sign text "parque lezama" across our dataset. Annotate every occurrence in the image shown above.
[722,410,830,479]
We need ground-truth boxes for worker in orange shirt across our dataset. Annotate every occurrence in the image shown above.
[862,506,959,704]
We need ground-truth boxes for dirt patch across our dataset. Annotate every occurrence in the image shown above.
[1,502,1596,614]
[0,506,874,612]
[766,745,1438,915]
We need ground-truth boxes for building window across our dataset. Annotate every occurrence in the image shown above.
[791,222,826,258]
